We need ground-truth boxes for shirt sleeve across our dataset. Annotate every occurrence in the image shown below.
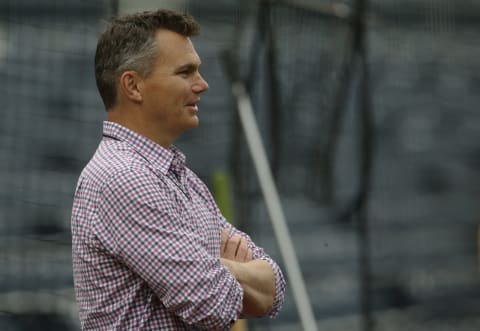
[191,172,287,318]
[96,167,243,330]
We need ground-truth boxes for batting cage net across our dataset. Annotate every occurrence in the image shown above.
[1,0,480,330]
[0,1,113,329]
[224,1,480,330]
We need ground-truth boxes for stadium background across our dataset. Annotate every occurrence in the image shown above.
[1,0,480,330]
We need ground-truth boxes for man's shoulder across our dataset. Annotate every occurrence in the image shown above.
[79,139,150,189]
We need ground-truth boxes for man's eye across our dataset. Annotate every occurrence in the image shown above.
[179,70,191,77]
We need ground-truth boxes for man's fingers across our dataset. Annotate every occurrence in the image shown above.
[224,234,241,260]
[220,228,229,253]
[246,247,253,262]
[236,237,249,262]
[221,229,253,262]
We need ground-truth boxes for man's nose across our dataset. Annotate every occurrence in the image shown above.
[192,73,209,93]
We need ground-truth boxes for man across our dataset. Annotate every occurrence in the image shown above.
[71,9,286,330]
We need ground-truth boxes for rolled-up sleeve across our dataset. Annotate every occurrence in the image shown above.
[195,175,287,318]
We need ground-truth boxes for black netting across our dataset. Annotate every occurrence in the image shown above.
[0,1,113,329]
[226,0,480,330]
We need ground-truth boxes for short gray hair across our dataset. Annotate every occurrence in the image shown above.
[94,9,200,110]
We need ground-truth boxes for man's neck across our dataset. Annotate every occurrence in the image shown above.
[107,109,174,148]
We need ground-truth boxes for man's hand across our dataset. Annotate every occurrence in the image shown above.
[220,228,253,263]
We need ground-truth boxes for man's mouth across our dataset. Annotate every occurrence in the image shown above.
[186,99,200,111]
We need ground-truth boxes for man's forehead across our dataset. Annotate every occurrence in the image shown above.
[154,31,200,61]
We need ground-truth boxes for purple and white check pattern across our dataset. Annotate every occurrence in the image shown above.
[71,121,286,330]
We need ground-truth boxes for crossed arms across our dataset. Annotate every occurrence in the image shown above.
[93,167,285,329]
[219,228,277,317]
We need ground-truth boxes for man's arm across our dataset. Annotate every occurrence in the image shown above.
[221,258,276,317]
[98,168,243,330]
[192,173,286,318]
[220,229,276,317]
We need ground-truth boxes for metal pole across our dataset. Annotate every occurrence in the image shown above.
[232,82,318,331]
[352,0,374,330]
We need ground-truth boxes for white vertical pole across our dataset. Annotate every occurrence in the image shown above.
[232,82,318,331]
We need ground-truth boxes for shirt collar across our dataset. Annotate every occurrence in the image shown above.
[102,121,186,176]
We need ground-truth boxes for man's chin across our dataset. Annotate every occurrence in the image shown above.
[183,117,200,132]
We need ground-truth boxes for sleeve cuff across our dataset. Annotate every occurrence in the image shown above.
[258,256,286,318]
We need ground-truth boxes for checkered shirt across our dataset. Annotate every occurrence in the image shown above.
[71,121,286,330]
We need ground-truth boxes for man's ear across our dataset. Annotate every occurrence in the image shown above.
[118,71,143,103]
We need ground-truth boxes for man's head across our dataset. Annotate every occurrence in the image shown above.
[95,9,200,110]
